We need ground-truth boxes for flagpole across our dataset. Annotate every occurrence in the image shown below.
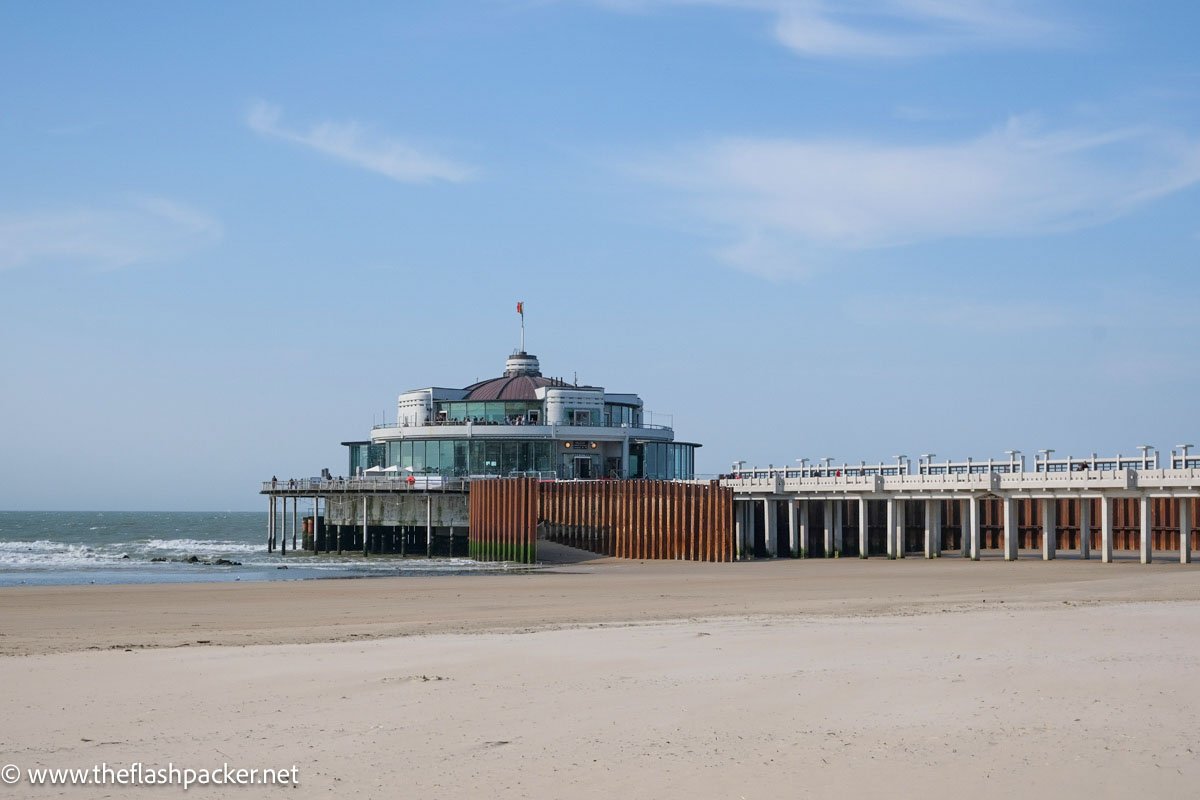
[520,309,525,353]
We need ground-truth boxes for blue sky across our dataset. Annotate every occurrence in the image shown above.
[2,1,1198,510]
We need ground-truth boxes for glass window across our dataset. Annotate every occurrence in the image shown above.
[485,441,502,472]
[454,440,469,476]
[500,441,517,474]
[535,441,552,473]
[411,441,426,473]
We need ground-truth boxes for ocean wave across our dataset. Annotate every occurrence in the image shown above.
[0,537,513,572]
[141,538,264,555]
[0,540,131,567]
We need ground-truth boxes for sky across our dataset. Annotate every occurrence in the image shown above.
[2,1,1199,510]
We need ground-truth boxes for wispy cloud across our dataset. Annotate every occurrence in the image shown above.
[635,117,1200,276]
[0,197,222,271]
[590,0,1071,59]
[246,101,475,184]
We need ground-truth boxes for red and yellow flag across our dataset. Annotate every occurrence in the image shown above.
[516,301,524,315]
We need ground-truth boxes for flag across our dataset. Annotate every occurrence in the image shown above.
[517,301,524,315]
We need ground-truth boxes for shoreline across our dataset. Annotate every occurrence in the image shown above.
[4,549,1200,657]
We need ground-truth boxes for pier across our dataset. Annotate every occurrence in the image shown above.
[261,477,469,557]
[724,447,1200,563]
[263,445,1200,566]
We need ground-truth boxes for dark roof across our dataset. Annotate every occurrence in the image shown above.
[461,374,564,401]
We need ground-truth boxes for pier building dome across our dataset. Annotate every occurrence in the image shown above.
[461,353,567,401]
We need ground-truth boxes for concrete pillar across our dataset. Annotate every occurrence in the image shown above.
[886,498,897,558]
[361,496,369,556]
[1139,496,1152,564]
[923,499,936,559]
[858,497,869,558]
[1079,497,1091,559]
[427,494,434,558]
[798,500,808,558]
[932,500,942,556]
[895,500,906,559]
[292,497,298,551]
[1100,496,1114,563]
[1002,497,1017,561]
[267,495,274,552]
[960,498,970,557]
[1042,498,1057,561]
[833,501,844,555]
[764,499,778,557]
[823,499,834,557]
[968,496,981,561]
[1181,499,1192,565]
[787,500,799,558]
[280,497,287,556]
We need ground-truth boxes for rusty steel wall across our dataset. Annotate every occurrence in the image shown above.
[972,497,1199,552]
[467,477,538,564]
[540,480,734,562]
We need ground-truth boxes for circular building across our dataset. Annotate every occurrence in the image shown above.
[345,352,699,480]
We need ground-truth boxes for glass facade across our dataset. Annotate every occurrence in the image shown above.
[351,438,697,479]
[631,442,696,480]
[435,401,542,424]
[350,438,556,477]
[347,442,387,475]
[604,403,641,427]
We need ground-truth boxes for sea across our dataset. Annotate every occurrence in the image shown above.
[0,511,510,587]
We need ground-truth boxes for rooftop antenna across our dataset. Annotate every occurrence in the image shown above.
[516,301,525,353]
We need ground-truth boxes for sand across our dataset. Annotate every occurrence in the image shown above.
[3,549,1200,798]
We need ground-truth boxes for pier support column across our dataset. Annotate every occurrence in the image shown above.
[292,498,298,551]
[1139,495,1152,564]
[833,501,843,556]
[1042,498,1057,561]
[823,500,834,557]
[895,500,906,559]
[1100,496,1114,563]
[858,497,869,558]
[787,500,799,558]
[427,494,434,558]
[361,497,369,556]
[764,499,778,557]
[886,499,897,559]
[968,495,981,561]
[1079,498,1091,559]
[798,500,808,558]
[280,497,287,556]
[932,500,942,556]
[1002,497,1018,561]
[1181,500,1192,565]
[266,495,274,552]
[923,499,937,558]
[960,498,970,557]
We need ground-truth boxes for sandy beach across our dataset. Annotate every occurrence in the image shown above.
[4,549,1200,798]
